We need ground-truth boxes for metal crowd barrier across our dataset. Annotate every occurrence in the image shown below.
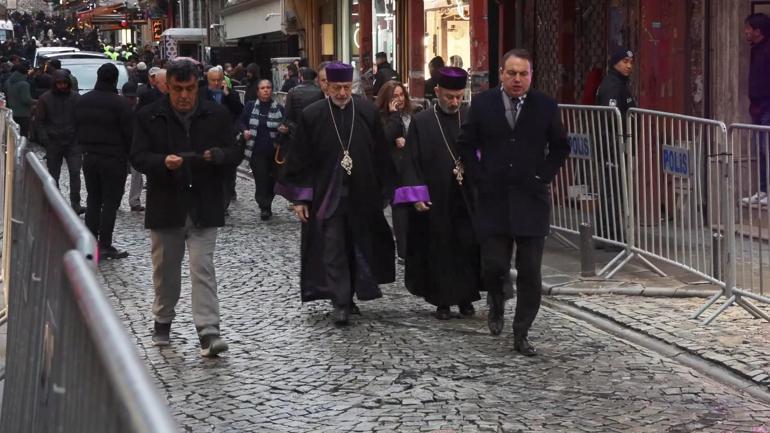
[623,109,728,284]
[690,123,770,325]
[551,105,629,274]
[0,120,178,431]
[551,105,770,325]
[728,124,770,297]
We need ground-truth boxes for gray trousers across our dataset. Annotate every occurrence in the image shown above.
[128,166,143,207]
[150,217,220,337]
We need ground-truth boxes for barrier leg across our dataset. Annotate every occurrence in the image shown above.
[702,295,736,326]
[736,297,763,319]
[636,254,668,277]
[551,231,579,249]
[599,250,632,278]
[736,298,770,322]
[692,291,723,319]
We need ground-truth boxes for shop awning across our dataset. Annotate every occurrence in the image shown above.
[221,0,284,40]
[76,2,126,23]
[160,28,206,41]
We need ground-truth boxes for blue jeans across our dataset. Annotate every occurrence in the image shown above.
[756,111,770,192]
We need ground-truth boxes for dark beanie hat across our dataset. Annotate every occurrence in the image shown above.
[609,47,633,67]
[97,63,119,85]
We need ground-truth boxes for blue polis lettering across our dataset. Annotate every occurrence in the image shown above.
[662,145,690,177]
[568,134,591,160]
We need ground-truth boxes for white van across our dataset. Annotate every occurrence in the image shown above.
[0,21,13,43]
[34,47,80,68]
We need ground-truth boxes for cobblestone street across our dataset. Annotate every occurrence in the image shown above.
[94,175,770,433]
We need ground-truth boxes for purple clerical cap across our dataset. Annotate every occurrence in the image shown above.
[436,66,468,90]
[325,61,354,82]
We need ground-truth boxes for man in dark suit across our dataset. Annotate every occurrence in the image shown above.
[457,48,570,356]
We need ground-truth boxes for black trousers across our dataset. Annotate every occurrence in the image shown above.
[250,152,275,212]
[391,205,408,259]
[46,144,82,208]
[13,116,29,137]
[481,235,545,336]
[83,153,127,249]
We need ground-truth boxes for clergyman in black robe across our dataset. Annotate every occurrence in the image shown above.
[275,62,396,326]
[393,67,481,320]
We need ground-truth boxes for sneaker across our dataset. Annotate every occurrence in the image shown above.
[101,246,129,260]
[200,335,229,357]
[152,321,171,346]
[742,191,768,205]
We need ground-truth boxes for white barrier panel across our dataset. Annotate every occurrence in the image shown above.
[552,105,626,249]
[627,108,729,285]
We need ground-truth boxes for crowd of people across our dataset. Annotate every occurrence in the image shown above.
[0,9,651,360]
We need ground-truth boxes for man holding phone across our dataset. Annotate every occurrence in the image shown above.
[200,66,244,209]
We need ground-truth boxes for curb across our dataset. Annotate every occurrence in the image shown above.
[542,296,770,405]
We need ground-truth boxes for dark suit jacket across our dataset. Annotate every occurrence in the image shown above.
[457,88,570,239]
[198,86,244,121]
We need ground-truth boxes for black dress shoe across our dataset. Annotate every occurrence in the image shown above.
[349,301,361,315]
[435,306,451,320]
[514,337,537,357]
[459,303,475,317]
[332,305,349,326]
[260,209,272,221]
[487,293,505,335]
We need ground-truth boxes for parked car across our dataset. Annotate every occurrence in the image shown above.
[40,51,108,63]
[34,47,80,68]
[56,57,130,95]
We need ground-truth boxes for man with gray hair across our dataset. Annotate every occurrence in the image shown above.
[137,67,166,110]
[200,65,243,208]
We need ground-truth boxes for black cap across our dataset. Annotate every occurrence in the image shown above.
[610,47,633,67]
[376,52,387,60]
[121,81,138,97]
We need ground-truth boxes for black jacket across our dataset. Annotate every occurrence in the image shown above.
[750,37,770,119]
[35,70,79,147]
[136,86,163,111]
[285,82,324,126]
[381,110,409,173]
[373,62,400,97]
[198,85,243,120]
[595,68,636,117]
[74,81,134,158]
[457,88,570,238]
[280,76,299,93]
[130,97,243,230]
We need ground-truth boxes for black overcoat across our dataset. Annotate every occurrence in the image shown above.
[457,88,570,239]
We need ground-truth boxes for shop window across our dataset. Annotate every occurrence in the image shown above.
[423,0,470,76]
[373,0,397,71]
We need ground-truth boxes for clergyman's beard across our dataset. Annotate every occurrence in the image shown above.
[331,96,351,108]
[439,100,459,114]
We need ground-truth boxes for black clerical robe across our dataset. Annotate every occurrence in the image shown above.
[276,95,396,303]
[394,105,482,307]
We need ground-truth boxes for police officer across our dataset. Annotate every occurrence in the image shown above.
[594,47,636,249]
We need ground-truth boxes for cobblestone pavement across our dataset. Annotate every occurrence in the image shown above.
[89,176,770,433]
[540,236,770,391]
[551,294,770,389]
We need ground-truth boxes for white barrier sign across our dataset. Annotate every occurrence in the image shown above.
[568,133,591,160]
[662,145,691,177]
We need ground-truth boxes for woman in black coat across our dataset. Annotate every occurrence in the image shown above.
[376,81,413,261]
